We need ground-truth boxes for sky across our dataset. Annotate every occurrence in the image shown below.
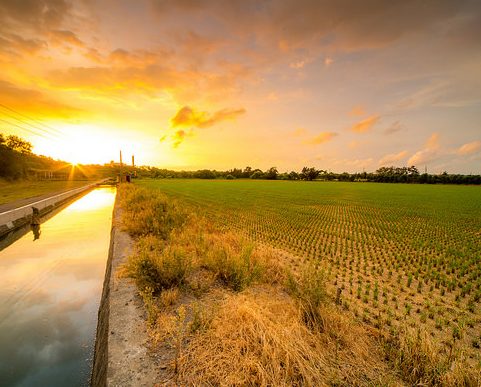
[0,0,480,174]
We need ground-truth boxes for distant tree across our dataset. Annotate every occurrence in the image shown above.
[288,171,299,180]
[300,167,320,181]
[265,166,278,180]
[5,135,32,154]
[243,166,252,178]
[0,133,5,145]
[250,170,264,179]
[408,165,419,175]
[194,169,216,179]
[226,174,235,180]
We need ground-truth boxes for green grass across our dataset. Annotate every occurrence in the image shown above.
[136,179,481,366]
[0,180,92,206]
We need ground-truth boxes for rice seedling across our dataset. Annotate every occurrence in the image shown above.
[124,180,481,385]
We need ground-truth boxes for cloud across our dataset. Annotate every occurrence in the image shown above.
[172,129,192,148]
[0,79,81,118]
[160,129,195,148]
[170,106,246,129]
[325,57,333,67]
[384,121,405,135]
[292,128,308,137]
[149,0,465,56]
[162,105,245,147]
[345,114,381,133]
[407,133,444,166]
[345,158,374,167]
[454,140,481,155]
[348,104,369,118]
[49,30,85,48]
[302,132,338,146]
[426,133,441,150]
[377,150,409,166]
[349,140,370,148]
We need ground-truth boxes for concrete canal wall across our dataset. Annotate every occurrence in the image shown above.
[0,179,110,237]
[92,200,158,387]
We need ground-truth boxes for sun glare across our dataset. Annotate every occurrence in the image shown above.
[34,124,138,166]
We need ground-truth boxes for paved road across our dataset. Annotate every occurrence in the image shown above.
[0,188,79,214]
[0,180,112,214]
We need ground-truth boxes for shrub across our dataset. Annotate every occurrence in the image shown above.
[201,234,265,291]
[118,184,188,239]
[121,235,191,294]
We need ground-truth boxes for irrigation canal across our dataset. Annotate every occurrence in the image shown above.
[0,186,116,387]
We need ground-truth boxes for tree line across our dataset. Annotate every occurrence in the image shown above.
[1,133,480,185]
[146,165,481,185]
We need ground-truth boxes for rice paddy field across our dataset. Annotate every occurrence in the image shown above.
[137,179,481,368]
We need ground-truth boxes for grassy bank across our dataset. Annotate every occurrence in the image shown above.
[0,180,93,206]
[118,183,480,386]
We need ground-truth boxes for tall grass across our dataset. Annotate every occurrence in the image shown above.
[118,183,187,238]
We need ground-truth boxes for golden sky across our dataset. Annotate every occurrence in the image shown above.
[0,0,480,173]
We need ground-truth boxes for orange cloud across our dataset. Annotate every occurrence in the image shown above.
[349,140,370,148]
[0,79,81,118]
[293,128,308,137]
[348,104,369,118]
[378,150,409,166]
[171,106,246,129]
[455,140,481,155]
[384,121,405,135]
[50,30,85,48]
[346,114,381,133]
[159,129,195,148]
[426,133,441,150]
[302,132,338,146]
[407,133,444,166]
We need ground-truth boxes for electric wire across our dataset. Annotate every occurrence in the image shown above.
[0,110,58,138]
[0,118,51,139]
[0,102,64,136]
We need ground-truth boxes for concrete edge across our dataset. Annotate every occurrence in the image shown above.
[91,203,116,387]
[0,179,111,237]
[92,195,160,387]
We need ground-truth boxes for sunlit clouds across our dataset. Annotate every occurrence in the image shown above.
[302,132,338,146]
[170,106,246,129]
[0,0,479,173]
[346,114,381,134]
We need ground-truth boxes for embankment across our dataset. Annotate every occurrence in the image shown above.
[92,199,158,387]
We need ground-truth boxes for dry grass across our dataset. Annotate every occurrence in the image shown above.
[175,287,401,387]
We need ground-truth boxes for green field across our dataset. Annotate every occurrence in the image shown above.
[137,179,481,364]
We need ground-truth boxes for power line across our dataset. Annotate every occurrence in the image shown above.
[0,110,58,138]
[0,102,64,136]
[0,118,51,139]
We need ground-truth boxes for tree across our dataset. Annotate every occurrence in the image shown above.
[0,133,5,145]
[243,166,252,178]
[5,135,33,154]
[288,171,299,180]
[265,166,278,180]
[250,170,264,179]
[300,167,320,181]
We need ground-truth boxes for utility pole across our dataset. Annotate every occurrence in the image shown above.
[120,150,123,180]
[132,155,134,168]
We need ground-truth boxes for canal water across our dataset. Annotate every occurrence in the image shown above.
[0,186,116,387]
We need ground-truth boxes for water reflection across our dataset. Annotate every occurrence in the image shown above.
[31,224,41,241]
[0,186,116,387]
